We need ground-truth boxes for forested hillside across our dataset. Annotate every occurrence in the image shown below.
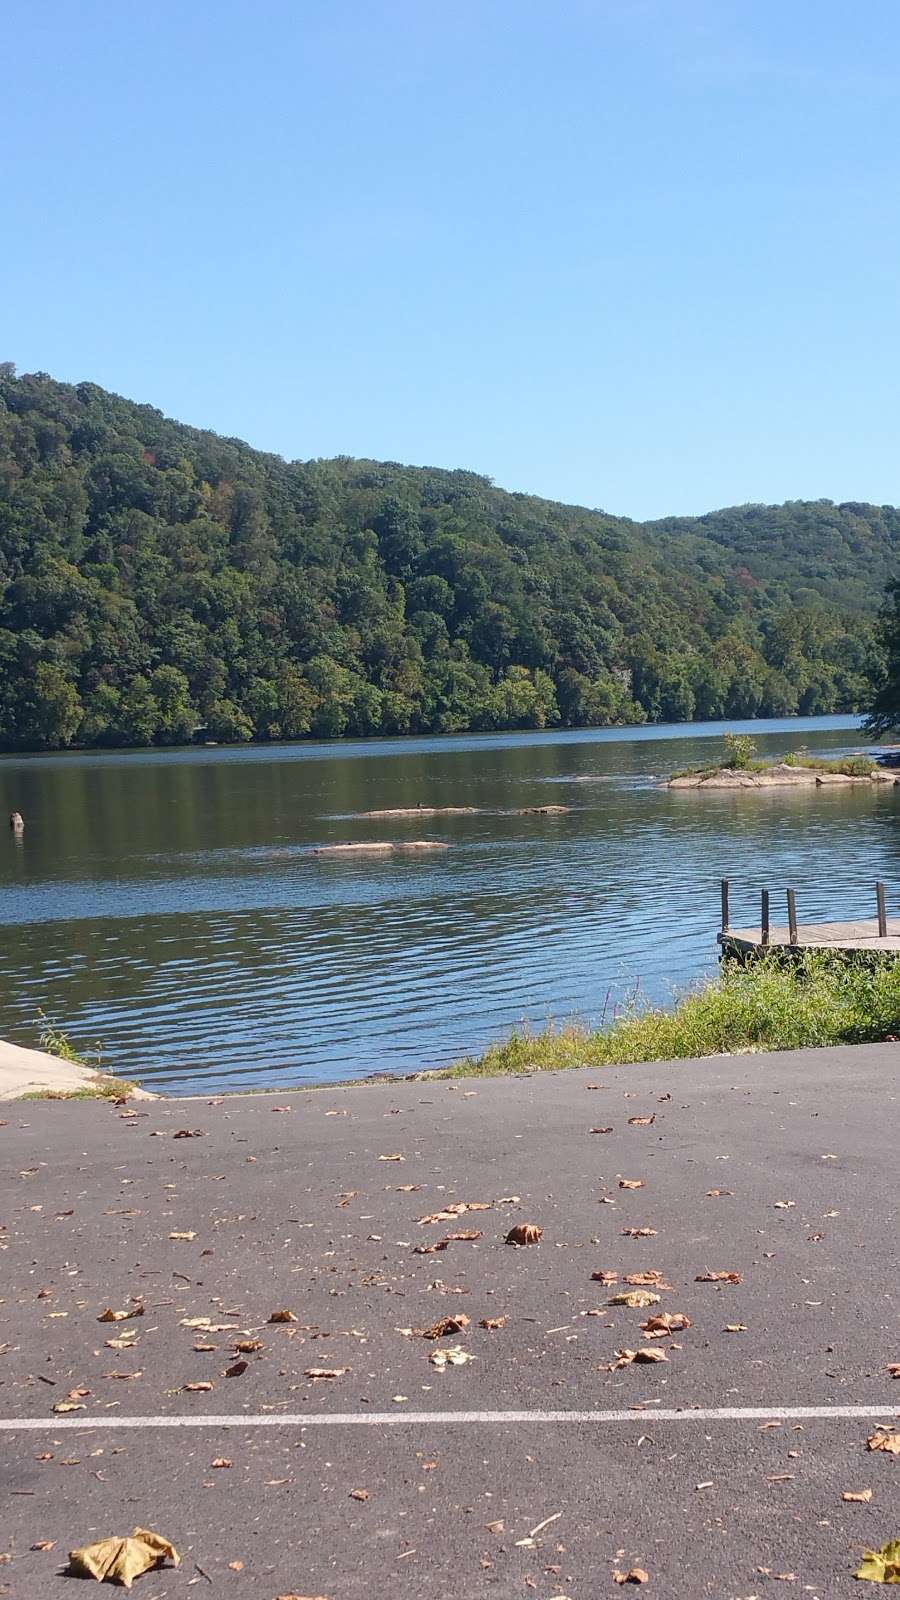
[0,367,892,750]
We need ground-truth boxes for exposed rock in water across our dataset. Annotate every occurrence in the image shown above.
[357,806,480,818]
[313,840,449,855]
[668,763,898,790]
[509,804,570,814]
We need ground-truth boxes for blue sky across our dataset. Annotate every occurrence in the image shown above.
[5,0,899,519]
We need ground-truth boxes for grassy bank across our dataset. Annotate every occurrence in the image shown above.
[444,953,900,1077]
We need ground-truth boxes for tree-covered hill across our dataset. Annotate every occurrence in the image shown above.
[0,366,892,750]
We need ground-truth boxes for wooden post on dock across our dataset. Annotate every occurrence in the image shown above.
[787,888,798,946]
[877,881,888,938]
[761,889,770,947]
[721,878,730,934]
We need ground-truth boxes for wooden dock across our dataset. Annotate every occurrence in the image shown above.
[717,879,900,958]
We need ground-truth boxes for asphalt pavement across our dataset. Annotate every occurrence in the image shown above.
[1,1042,899,1598]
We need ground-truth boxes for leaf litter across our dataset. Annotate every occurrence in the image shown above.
[67,1529,179,1588]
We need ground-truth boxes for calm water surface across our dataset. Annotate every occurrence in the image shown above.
[0,715,895,1093]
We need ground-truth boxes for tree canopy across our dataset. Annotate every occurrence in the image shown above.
[0,366,890,751]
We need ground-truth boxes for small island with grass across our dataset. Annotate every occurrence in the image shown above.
[668,733,898,789]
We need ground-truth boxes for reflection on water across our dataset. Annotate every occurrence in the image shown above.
[0,714,895,1093]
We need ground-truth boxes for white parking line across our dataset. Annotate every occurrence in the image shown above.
[0,1405,897,1430]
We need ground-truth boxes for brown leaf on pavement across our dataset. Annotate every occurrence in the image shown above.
[97,1304,144,1323]
[608,1290,661,1308]
[349,1488,369,1500]
[225,1359,248,1377]
[590,1126,613,1134]
[211,1458,232,1468]
[842,1488,873,1502]
[444,1229,483,1241]
[622,1227,657,1238]
[887,1364,900,1378]
[422,1315,471,1339]
[173,1129,205,1138]
[268,1309,299,1323]
[378,1153,405,1162]
[234,1339,265,1353]
[623,1271,668,1287]
[418,1202,492,1224]
[641,1312,691,1337]
[724,1323,748,1333]
[867,1430,900,1453]
[619,1179,644,1190]
[611,1347,668,1368]
[168,1231,197,1241]
[591,1270,618,1284]
[68,1529,179,1588]
[183,1381,214,1392]
[628,1116,655,1127]
[695,1270,742,1283]
[304,1367,350,1379]
[707,1189,732,1197]
[30,1540,55,1551]
[505,1223,543,1246]
[480,1316,508,1330]
[613,1567,650,1584]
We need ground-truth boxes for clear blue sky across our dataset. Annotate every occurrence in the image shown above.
[5,0,899,519]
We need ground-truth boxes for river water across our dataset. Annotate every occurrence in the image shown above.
[0,714,894,1093]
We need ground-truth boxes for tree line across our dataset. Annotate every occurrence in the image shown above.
[0,366,890,751]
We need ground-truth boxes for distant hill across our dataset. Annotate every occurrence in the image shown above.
[0,366,892,750]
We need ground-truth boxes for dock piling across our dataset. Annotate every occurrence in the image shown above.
[761,889,770,947]
[877,881,888,938]
[721,878,730,934]
[787,889,798,946]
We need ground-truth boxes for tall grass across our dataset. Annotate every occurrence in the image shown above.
[444,953,900,1077]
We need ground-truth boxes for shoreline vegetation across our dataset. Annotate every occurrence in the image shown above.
[668,732,896,789]
[443,952,900,1078]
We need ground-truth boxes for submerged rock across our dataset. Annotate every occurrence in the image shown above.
[313,840,449,855]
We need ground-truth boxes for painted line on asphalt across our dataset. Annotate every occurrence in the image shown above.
[0,1405,897,1431]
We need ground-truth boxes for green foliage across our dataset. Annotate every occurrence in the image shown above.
[866,578,900,737]
[0,369,888,751]
[722,732,757,769]
[445,952,900,1077]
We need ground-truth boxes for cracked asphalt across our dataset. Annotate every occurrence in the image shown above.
[1,1041,899,1598]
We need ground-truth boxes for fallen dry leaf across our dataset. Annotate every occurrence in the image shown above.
[97,1304,144,1323]
[707,1189,732,1197]
[591,1270,618,1284]
[68,1528,179,1588]
[183,1381,214,1392]
[418,1202,492,1225]
[211,1457,232,1469]
[641,1312,691,1336]
[613,1569,650,1585]
[173,1128,205,1138]
[611,1347,669,1368]
[444,1228,483,1241]
[724,1323,748,1333]
[590,1126,613,1134]
[856,1540,900,1584]
[430,1345,474,1369]
[480,1316,508,1330]
[619,1178,644,1190]
[422,1315,471,1339]
[624,1271,668,1287]
[53,1400,86,1414]
[304,1367,350,1379]
[234,1339,265,1353]
[628,1116,655,1127]
[867,1430,900,1454]
[608,1289,661,1309]
[168,1231,196,1241]
[378,1153,405,1162]
[695,1269,742,1283]
[268,1309,299,1324]
[349,1487,369,1501]
[224,1359,248,1377]
[843,1488,873,1502]
[30,1540,55,1551]
[622,1227,657,1238]
[505,1223,543,1246]
[887,1364,900,1379]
